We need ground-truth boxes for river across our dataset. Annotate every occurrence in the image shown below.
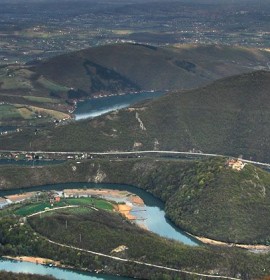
[0,88,197,279]
[0,182,198,246]
[0,126,17,133]
[0,182,198,279]
[0,159,64,166]
[74,91,165,120]
[0,258,132,280]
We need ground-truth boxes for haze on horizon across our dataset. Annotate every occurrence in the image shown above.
[0,0,266,3]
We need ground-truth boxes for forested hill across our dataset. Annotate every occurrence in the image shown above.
[31,43,270,98]
[0,271,56,280]
[2,156,270,244]
[2,70,270,162]
[1,43,269,120]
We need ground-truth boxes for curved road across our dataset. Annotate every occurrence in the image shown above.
[27,206,240,280]
[47,238,240,280]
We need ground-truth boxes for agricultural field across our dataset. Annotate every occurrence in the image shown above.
[0,68,34,91]
[66,197,114,210]
[36,76,70,93]
[15,105,35,119]
[0,103,70,124]
[27,105,70,120]
[0,104,21,120]
[0,64,72,125]
[23,96,58,104]
[14,197,114,217]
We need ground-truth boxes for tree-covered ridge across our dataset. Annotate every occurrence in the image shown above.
[2,70,270,162]
[0,271,55,280]
[1,157,270,244]
[165,158,270,243]
[0,205,269,280]
[33,43,270,95]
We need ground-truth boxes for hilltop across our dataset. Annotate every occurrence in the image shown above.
[1,43,270,102]
[165,157,270,244]
[2,70,270,162]
[32,43,270,96]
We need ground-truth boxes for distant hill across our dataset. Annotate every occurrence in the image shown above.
[31,43,270,98]
[2,70,270,162]
[2,43,269,125]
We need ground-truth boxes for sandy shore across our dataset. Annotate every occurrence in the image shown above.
[117,204,136,220]
[4,256,60,266]
[6,192,37,203]
[193,235,270,251]
[129,195,144,205]
[0,197,7,203]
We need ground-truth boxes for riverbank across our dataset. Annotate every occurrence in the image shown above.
[3,256,60,266]
[1,181,270,279]
[193,235,270,252]
[2,256,99,277]
[5,192,37,203]
[5,187,270,252]
[116,204,136,220]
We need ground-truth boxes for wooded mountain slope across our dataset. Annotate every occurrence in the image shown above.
[2,70,270,162]
[31,43,270,97]
[1,157,270,244]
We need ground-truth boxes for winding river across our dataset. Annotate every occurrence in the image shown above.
[0,159,64,166]
[1,91,198,279]
[0,126,17,133]
[0,182,198,279]
[0,182,198,246]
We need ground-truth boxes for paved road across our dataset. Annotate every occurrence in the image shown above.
[1,149,270,168]
[46,238,240,280]
[26,205,240,279]
[27,205,79,218]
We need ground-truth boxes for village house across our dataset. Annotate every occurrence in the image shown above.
[227,158,246,171]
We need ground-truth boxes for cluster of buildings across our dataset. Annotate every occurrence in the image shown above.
[226,159,246,171]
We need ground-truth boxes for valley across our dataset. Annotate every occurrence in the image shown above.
[1,43,270,127]
[1,1,270,279]
[2,69,270,162]
[1,50,270,279]
[1,157,270,279]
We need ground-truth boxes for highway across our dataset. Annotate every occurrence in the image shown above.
[1,149,270,168]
